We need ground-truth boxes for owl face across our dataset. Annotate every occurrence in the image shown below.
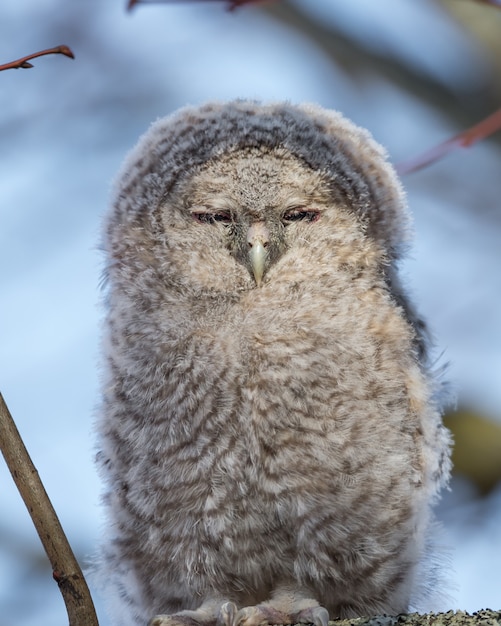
[108,102,410,303]
[157,147,370,294]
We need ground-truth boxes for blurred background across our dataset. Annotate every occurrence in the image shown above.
[1,0,500,624]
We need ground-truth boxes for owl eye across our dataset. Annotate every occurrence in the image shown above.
[282,209,320,224]
[192,211,234,225]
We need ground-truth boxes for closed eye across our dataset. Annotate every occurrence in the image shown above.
[192,211,234,225]
[282,209,320,224]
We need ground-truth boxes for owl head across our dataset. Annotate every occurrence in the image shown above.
[105,101,409,295]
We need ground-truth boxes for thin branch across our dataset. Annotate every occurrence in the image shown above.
[125,0,500,16]
[0,393,98,626]
[473,0,501,8]
[396,107,501,175]
[127,0,274,12]
[0,45,74,72]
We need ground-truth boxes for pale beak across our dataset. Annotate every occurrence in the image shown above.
[247,222,269,286]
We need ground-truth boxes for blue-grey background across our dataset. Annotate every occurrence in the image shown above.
[1,1,500,624]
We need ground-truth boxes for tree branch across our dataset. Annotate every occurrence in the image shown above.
[0,45,74,72]
[473,0,501,8]
[126,0,273,12]
[395,107,501,174]
[0,393,98,626]
[331,611,501,626]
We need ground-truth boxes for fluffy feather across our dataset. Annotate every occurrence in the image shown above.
[94,101,452,626]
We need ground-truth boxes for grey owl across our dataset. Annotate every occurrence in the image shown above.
[95,101,452,626]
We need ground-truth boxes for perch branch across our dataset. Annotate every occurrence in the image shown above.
[0,45,74,71]
[0,393,98,626]
[331,611,501,626]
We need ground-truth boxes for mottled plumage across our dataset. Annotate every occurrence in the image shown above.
[95,101,451,626]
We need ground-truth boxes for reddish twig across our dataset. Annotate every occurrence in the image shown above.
[396,107,501,175]
[0,45,74,72]
[0,393,99,626]
[127,0,273,11]
[473,0,501,8]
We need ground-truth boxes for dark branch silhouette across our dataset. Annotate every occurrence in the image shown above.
[127,0,273,12]
[125,0,500,12]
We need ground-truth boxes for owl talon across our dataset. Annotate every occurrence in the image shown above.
[292,606,329,626]
[218,602,238,626]
[234,605,290,626]
[231,602,330,626]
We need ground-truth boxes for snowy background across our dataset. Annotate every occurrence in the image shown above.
[1,0,500,624]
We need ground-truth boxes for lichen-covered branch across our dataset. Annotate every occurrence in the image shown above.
[330,610,501,626]
[0,393,98,626]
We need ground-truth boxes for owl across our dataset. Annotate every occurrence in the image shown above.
[95,101,452,626]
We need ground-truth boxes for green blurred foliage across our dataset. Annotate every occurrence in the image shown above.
[445,410,501,495]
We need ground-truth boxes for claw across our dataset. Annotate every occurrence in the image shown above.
[235,605,289,626]
[314,607,330,626]
[218,602,238,626]
[290,606,329,626]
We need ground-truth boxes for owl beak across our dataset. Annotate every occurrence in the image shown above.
[247,222,269,287]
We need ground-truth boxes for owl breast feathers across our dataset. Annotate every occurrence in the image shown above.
[95,101,452,626]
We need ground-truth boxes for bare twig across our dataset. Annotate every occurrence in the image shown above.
[127,0,273,12]
[396,107,501,175]
[0,45,74,72]
[0,393,99,626]
[473,0,501,8]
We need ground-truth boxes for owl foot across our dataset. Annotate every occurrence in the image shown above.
[218,602,329,626]
[151,596,329,626]
[292,606,330,626]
